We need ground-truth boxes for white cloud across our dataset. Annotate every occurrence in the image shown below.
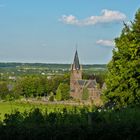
[60,9,126,26]
[96,39,115,47]
[60,15,79,25]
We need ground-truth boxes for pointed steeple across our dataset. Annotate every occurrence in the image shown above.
[72,50,80,70]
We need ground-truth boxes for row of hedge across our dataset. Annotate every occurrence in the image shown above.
[0,105,140,139]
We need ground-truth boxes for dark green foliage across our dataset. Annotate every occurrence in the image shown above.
[0,73,70,101]
[83,71,106,88]
[0,106,140,139]
[104,9,140,108]
[0,82,9,99]
[47,74,70,94]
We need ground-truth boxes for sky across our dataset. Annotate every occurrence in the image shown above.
[0,0,140,64]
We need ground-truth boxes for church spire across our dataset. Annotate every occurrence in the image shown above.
[72,50,80,70]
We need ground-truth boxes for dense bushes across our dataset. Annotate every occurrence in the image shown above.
[0,106,140,139]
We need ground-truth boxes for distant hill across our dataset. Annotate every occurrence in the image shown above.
[0,62,106,70]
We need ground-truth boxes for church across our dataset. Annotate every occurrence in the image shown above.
[70,50,101,101]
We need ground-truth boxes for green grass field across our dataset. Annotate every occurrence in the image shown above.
[0,101,87,120]
[0,101,33,120]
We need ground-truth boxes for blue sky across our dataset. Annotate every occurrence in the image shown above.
[0,0,140,64]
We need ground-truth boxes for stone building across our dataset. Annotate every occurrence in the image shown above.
[70,50,100,100]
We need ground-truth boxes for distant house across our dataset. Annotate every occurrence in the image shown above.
[9,76,16,81]
[70,50,100,100]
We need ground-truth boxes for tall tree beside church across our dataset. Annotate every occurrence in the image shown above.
[104,9,140,108]
[56,83,70,101]
[82,87,89,100]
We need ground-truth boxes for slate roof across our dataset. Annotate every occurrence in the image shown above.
[78,80,88,86]
[72,50,80,70]
[77,79,97,88]
[87,80,97,88]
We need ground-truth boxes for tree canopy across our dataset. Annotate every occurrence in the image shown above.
[56,83,70,101]
[104,9,140,108]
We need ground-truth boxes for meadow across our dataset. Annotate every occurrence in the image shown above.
[0,101,91,120]
[0,101,36,120]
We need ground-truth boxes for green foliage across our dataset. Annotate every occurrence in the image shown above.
[56,86,62,101]
[46,74,69,95]
[49,92,54,101]
[0,82,9,99]
[13,74,70,98]
[49,95,54,101]
[0,101,90,120]
[0,105,140,139]
[56,83,70,101]
[82,87,89,100]
[83,71,106,88]
[104,9,140,108]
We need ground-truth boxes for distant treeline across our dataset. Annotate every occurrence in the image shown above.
[0,62,106,69]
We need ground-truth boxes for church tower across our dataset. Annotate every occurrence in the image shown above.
[70,50,82,97]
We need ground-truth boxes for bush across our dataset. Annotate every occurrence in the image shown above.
[0,105,140,139]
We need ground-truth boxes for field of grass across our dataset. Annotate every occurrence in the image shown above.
[0,101,33,120]
[0,101,90,120]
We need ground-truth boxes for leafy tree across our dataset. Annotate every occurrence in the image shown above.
[45,79,53,95]
[56,85,62,101]
[82,87,89,100]
[56,83,70,100]
[14,76,43,97]
[0,82,9,99]
[45,74,69,95]
[104,9,140,108]
[83,72,106,88]
[20,76,37,97]
[13,74,70,98]
[36,77,46,96]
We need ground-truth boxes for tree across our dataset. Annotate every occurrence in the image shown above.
[0,82,9,99]
[104,9,140,108]
[36,77,46,96]
[83,72,106,88]
[56,83,70,101]
[14,76,45,97]
[56,86,62,101]
[17,76,37,97]
[45,74,69,95]
[82,87,89,100]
